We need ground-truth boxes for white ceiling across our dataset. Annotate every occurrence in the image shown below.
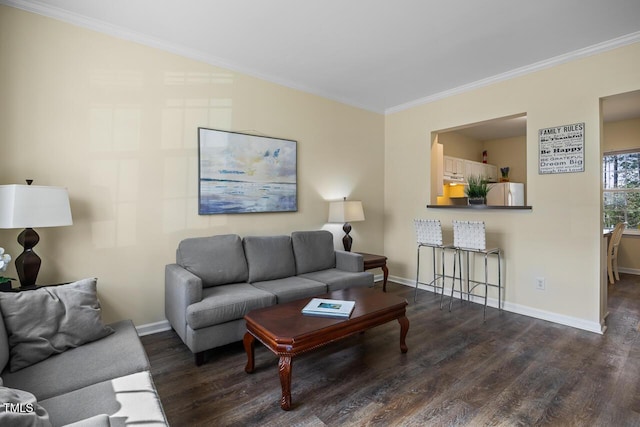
[4,0,640,123]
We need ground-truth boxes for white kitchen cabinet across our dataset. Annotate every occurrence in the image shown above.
[444,156,465,179]
[464,160,484,180]
[443,155,498,183]
[464,159,498,182]
[484,164,498,182]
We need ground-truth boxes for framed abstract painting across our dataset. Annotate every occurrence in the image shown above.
[198,128,298,214]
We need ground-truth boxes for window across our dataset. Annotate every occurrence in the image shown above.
[603,150,640,233]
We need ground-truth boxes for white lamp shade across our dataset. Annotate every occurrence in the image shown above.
[0,185,73,229]
[328,200,365,223]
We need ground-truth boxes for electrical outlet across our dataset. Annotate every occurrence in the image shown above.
[535,277,546,290]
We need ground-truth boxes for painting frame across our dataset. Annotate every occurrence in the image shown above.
[198,127,298,214]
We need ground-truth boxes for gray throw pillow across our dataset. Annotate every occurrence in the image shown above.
[244,236,296,283]
[0,386,52,426]
[291,230,336,274]
[177,234,249,287]
[0,278,114,372]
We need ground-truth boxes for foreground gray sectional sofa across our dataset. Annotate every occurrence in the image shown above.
[165,230,374,365]
[0,278,168,426]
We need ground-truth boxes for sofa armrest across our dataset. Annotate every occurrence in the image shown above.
[165,264,203,341]
[335,251,364,272]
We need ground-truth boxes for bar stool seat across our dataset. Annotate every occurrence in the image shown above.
[414,219,455,306]
[451,220,502,320]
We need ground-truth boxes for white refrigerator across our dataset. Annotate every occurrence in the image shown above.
[487,182,525,206]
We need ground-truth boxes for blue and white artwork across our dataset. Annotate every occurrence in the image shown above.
[198,128,297,214]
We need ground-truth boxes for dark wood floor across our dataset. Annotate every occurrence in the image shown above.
[142,275,640,426]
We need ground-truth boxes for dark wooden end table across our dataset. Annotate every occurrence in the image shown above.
[357,252,389,291]
[0,282,67,292]
[243,287,409,410]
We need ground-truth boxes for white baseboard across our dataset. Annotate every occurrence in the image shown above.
[617,267,640,276]
[390,275,605,335]
[136,320,172,336]
[134,274,608,336]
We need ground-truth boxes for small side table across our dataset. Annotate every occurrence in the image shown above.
[0,282,66,292]
[0,281,15,292]
[357,252,389,292]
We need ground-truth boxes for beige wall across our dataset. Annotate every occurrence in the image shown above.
[2,5,639,333]
[603,117,640,272]
[385,42,640,331]
[483,136,527,185]
[439,132,482,159]
[0,7,385,325]
[603,117,640,152]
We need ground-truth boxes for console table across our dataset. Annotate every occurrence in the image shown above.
[357,252,389,292]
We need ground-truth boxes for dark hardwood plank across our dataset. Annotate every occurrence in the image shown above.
[142,276,640,426]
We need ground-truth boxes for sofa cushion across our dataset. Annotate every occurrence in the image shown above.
[186,283,276,330]
[291,230,336,274]
[243,235,296,283]
[251,277,327,304]
[0,385,52,426]
[40,371,166,427]
[1,320,149,401]
[0,306,8,375]
[0,278,114,372]
[177,234,248,288]
[298,269,373,292]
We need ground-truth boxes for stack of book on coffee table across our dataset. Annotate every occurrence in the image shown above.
[301,298,355,318]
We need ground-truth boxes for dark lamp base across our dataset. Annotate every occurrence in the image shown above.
[15,228,42,288]
[342,222,353,252]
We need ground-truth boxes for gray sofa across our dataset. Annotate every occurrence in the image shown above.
[165,230,374,365]
[0,279,168,426]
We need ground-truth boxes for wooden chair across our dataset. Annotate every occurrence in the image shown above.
[607,222,625,284]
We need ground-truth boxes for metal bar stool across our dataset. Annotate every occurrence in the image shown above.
[450,220,502,320]
[414,219,454,307]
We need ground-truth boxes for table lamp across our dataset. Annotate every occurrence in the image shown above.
[0,181,73,289]
[328,197,365,251]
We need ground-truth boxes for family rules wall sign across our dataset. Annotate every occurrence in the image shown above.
[538,122,585,174]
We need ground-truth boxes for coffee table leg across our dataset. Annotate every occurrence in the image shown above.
[278,355,292,410]
[382,264,389,292]
[243,332,255,373]
[398,316,409,353]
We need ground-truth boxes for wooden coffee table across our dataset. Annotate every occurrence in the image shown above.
[243,287,409,410]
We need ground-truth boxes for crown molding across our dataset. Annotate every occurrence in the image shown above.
[3,0,638,116]
[386,31,640,115]
[1,0,382,114]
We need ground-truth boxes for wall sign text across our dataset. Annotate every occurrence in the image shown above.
[539,122,585,174]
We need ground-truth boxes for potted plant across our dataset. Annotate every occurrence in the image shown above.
[465,175,492,205]
[500,167,510,182]
[0,247,15,291]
